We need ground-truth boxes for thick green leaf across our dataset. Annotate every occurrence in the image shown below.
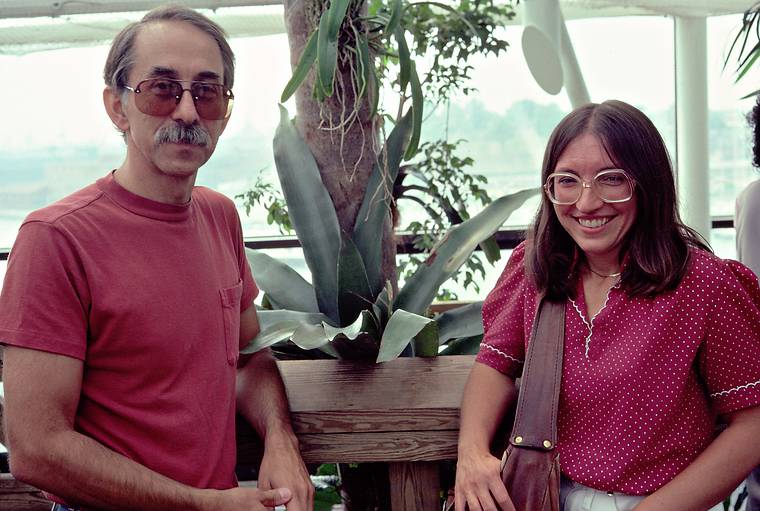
[316,10,336,96]
[479,236,501,265]
[385,0,403,34]
[291,323,331,350]
[245,249,318,313]
[316,0,351,97]
[395,27,411,94]
[439,334,483,355]
[394,188,538,315]
[273,105,341,323]
[324,309,371,341]
[326,0,351,38]
[352,111,414,296]
[372,282,393,328]
[338,235,374,326]
[241,310,330,354]
[376,309,434,363]
[737,48,760,83]
[354,28,371,99]
[412,321,439,357]
[281,30,318,103]
[404,63,423,160]
[435,301,484,344]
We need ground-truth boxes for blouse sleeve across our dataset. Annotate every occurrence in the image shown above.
[699,259,760,415]
[475,242,534,378]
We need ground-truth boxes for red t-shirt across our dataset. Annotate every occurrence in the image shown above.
[0,172,257,498]
[477,242,760,495]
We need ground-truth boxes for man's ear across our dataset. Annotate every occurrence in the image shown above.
[103,86,130,133]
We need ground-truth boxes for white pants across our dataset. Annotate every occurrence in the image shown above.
[560,477,724,511]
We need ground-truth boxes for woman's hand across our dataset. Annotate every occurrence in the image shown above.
[455,448,516,511]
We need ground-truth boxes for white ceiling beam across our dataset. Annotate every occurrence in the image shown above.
[0,1,281,19]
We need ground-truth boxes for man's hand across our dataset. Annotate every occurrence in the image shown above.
[206,486,292,510]
[257,431,314,511]
[454,449,515,511]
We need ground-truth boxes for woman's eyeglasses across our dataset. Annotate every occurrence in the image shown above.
[544,169,635,205]
[124,78,234,121]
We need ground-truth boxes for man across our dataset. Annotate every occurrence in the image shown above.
[0,5,313,510]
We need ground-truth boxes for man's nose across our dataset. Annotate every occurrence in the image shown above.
[171,89,200,124]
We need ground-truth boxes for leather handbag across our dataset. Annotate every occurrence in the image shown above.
[445,298,565,511]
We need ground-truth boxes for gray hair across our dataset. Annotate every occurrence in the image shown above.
[103,4,235,91]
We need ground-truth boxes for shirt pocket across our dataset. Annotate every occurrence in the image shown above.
[219,280,243,366]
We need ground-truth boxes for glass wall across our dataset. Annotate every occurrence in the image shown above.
[0,11,756,296]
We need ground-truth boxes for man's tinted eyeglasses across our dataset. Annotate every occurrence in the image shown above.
[124,78,234,121]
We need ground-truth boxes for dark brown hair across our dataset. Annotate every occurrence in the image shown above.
[750,95,760,168]
[526,100,709,300]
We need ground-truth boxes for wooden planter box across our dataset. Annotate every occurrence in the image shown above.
[237,354,476,511]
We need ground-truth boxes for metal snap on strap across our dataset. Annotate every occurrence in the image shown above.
[514,436,523,444]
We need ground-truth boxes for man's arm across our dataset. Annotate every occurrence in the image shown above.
[3,345,290,511]
[236,304,314,511]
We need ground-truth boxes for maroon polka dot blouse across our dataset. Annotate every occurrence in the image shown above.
[476,242,760,495]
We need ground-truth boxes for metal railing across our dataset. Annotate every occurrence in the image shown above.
[0,216,737,261]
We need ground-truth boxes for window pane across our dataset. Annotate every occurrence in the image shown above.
[708,15,760,218]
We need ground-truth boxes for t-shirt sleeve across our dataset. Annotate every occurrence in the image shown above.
[0,222,90,360]
[475,243,531,378]
[699,259,760,415]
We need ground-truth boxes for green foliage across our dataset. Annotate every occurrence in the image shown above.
[396,138,495,300]
[724,2,760,98]
[235,174,293,235]
[402,0,513,102]
[242,106,537,362]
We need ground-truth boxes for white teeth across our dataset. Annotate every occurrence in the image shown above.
[578,217,609,228]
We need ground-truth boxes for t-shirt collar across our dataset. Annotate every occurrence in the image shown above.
[97,171,192,222]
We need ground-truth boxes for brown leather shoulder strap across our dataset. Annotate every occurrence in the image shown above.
[508,298,565,451]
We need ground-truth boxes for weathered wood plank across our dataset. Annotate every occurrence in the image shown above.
[389,461,440,511]
[0,474,49,511]
[237,427,459,464]
[298,430,458,463]
[237,356,475,467]
[290,408,460,434]
[276,355,474,413]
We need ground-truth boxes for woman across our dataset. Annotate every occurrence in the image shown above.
[455,100,760,511]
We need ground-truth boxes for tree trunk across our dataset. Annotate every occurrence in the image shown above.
[283,0,397,288]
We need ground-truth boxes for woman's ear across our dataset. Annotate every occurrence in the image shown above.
[103,86,130,133]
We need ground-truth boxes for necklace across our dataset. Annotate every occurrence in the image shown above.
[587,266,622,278]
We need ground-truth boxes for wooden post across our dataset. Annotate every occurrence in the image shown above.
[237,355,477,507]
[389,461,440,511]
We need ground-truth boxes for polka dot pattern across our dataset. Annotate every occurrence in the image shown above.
[475,242,760,495]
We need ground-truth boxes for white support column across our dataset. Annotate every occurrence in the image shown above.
[675,16,711,242]
[559,17,590,108]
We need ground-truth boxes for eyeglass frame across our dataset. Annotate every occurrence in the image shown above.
[543,169,636,205]
[123,78,235,120]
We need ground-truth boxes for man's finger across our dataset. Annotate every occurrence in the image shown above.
[259,487,292,507]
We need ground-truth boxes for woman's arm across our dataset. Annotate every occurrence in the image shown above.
[634,405,760,511]
[455,362,519,511]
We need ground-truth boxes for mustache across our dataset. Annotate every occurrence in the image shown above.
[155,123,210,147]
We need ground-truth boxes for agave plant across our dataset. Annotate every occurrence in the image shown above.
[242,104,537,363]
